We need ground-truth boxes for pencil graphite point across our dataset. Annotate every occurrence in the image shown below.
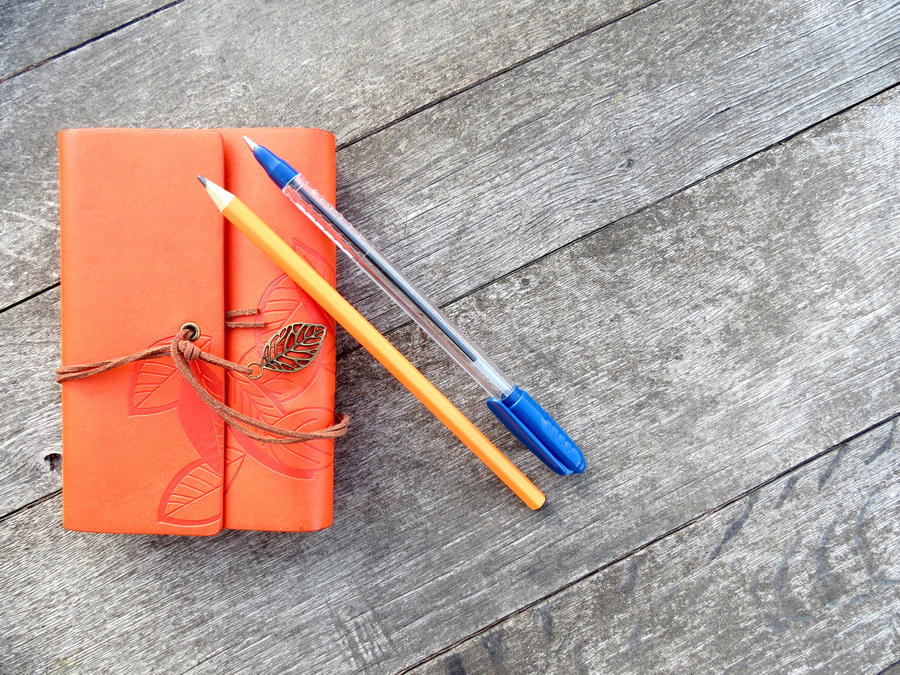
[196,175,234,212]
[243,136,259,151]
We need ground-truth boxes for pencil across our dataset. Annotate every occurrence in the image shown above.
[198,176,545,510]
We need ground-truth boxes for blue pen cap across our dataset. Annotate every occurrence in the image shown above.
[487,386,586,475]
[252,145,299,189]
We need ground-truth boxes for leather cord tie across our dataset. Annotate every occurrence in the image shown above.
[55,327,349,444]
[225,307,266,329]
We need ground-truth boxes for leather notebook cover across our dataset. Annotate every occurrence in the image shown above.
[59,128,337,535]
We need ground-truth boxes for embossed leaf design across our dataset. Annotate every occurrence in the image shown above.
[129,361,179,413]
[224,444,245,491]
[229,408,335,479]
[157,459,222,527]
[228,365,286,424]
[291,238,336,286]
[266,408,335,470]
[259,323,326,374]
[177,376,224,475]
[128,335,212,415]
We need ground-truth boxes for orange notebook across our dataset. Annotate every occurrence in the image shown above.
[59,128,338,535]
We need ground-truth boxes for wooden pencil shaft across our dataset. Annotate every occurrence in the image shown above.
[219,196,545,510]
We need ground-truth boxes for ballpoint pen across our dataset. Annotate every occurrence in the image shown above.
[243,137,586,475]
[197,175,545,510]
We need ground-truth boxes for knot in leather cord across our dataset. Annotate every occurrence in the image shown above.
[178,339,202,361]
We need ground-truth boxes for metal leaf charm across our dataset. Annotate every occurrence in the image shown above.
[247,322,326,379]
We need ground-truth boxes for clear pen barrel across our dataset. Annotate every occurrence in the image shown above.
[283,174,515,400]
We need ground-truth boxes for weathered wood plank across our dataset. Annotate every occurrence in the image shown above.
[0,0,647,309]
[409,418,900,674]
[1,79,897,673]
[3,1,899,318]
[0,289,60,513]
[0,0,170,80]
[334,0,900,347]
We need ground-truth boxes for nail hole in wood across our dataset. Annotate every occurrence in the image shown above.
[44,453,62,472]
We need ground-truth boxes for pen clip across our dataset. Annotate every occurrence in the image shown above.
[487,386,586,476]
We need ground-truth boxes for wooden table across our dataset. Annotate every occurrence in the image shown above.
[1,1,898,672]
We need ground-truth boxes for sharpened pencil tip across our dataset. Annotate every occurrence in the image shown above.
[243,136,259,151]
[197,175,234,211]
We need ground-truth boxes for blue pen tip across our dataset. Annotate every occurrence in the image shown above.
[246,139,300,190]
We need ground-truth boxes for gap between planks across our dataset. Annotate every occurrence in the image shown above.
[0,282,58,316]
[333,0,664,151]
[399,411,900,674]
[3,0,898,313]
[5,414,895,670]
[0,488,60,526]
[0,0,665,307]
[0,1,188,86]
[370,78,900,355]
[2,72,896,520]
[3,72,897,336]
[0,0,661,108]
[0,0,664,315]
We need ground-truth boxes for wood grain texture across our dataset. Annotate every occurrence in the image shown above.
[1,80,897,673]
[410,418,900,674]
[0,0,647,309]
[332,0,900,347]
[0,289,61,514]
[5,2,900,314]
[0,0,170,80]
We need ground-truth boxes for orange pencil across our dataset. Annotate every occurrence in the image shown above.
[198,176,545,509]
